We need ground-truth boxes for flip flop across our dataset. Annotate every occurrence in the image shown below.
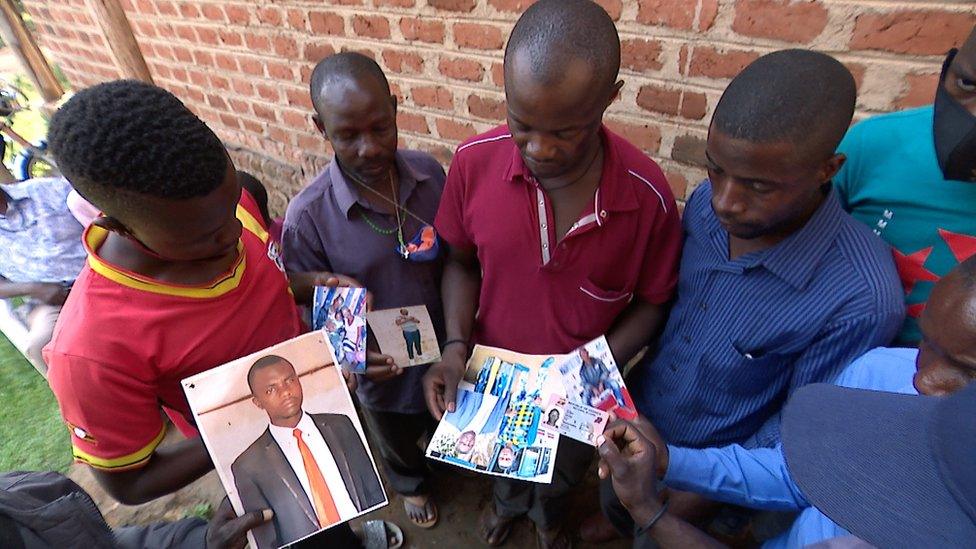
[403,494,439,529]
[362,519,405,549]
[479,503,515,546]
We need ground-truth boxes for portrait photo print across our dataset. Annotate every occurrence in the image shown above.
[182,332,387,549]
[366,305,441,367]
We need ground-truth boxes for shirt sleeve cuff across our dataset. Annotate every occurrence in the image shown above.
[662,444,701,488]
[72,425,166,472]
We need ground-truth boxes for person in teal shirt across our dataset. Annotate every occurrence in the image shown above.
[835,25,976,345]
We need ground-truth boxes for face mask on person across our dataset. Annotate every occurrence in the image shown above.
[933,49,976,182]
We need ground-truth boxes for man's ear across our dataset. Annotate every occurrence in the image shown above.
[252,396,264,410]
[91,216,131,237]
[608,80,624,107]
[821,153,846,183]
[389,93,398,114]
[312,114,326,137]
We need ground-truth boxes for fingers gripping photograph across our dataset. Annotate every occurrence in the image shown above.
[183,333,387,549]
[425,345,562,483]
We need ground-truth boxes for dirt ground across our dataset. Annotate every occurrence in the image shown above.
[67,425,631,549]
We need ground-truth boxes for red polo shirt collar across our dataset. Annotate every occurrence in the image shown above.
[503,126,641,226]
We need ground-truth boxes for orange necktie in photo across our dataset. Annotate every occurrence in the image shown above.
[293,428,341,527]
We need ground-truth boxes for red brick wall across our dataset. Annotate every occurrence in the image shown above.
[22,0,976,214]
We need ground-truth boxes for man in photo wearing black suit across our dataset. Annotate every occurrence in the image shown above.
[232,355,385,549]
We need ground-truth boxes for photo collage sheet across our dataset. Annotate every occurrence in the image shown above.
[425,345,563,483]
[424,336,638,483]
[312,287,441,373]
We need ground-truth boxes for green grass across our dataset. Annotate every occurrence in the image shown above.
[0,332,72,472]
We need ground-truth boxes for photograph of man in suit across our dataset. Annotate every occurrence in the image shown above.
[232,355,386,549]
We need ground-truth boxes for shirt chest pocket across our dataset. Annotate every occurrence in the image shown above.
[705,338,794,396]
[554,277,633,341]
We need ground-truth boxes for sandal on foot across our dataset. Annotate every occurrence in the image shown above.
[479,504,515,546]
[403,494,439,529]
[362,519,404,549]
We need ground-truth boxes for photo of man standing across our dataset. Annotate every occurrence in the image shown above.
[396,308,423,363]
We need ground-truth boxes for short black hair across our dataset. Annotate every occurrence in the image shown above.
[237,170,271,225]
[711,49,856,162]
[309,52,391,116]
[247,354,295,393]
[504,0,620,89]
[48,80,227,211]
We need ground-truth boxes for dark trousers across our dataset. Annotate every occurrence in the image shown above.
[361,406,436,496]
[599,476,638,537]
[403,330,422,359]
[493,436,594,531]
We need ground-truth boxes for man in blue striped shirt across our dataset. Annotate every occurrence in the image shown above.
[583,49,904,541]
[649,255,976,547]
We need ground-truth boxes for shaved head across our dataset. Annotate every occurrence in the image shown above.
[503,0,620,90]
[309,52,390,117]
[712,49,856,164]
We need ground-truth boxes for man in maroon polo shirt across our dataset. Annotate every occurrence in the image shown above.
[422,1,682,547]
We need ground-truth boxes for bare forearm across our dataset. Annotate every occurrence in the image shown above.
[607,300,668,365]
[634,513,725,549]
[441,257,480,345]
[92,437,214,505]
[0,280,37,299]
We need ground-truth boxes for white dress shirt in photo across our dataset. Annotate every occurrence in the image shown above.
[268,412,359,520]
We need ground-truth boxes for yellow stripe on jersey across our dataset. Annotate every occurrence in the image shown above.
[237,204,269,244]
[72,426,166,471]
[82,204,270,299]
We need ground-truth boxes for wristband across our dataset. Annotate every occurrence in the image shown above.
[441,339,469,353]
[633,500,669,538]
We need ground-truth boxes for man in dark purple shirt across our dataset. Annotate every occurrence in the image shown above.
[282,52,445,529]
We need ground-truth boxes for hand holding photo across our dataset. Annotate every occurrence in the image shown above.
[366,305,441,367]
[312,286,368,374]
[556,336,637,444]
[182,333,387,549]
[425,345,562,484]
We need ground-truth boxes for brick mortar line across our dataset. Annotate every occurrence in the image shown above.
[134,34,508,66]
[824,0,976,9]
[130,37,949,83]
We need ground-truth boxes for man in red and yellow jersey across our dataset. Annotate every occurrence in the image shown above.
[44,81,361,546]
